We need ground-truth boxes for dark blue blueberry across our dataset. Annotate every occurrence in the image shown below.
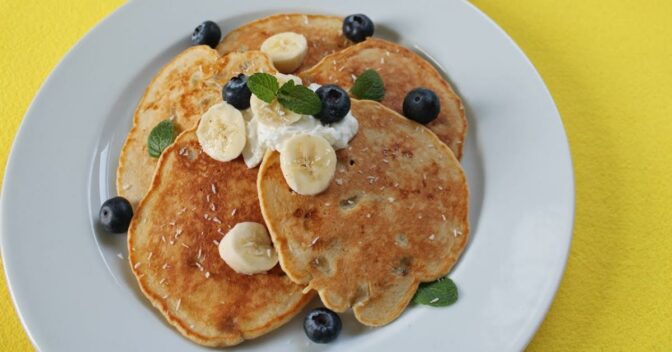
[402,88,441,124]
[99,197,133,233]
[303,307,342,344]
[343,14,374,43]
[191,21,221,48]
[223,74,252,110]
[314,85,351,125]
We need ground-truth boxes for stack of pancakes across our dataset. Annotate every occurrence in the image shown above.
[119,14,469,347]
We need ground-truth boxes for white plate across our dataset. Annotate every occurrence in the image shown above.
[0,0,574,351]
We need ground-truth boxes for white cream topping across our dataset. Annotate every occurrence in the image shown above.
[242,83,359,168]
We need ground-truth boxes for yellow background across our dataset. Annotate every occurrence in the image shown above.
[1,0,670,350]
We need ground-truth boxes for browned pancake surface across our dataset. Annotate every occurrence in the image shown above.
[258,100,469,326]
[216,14,351,72]
[129,130,312,347]
[300,38,467,159]
[117,47,276,206]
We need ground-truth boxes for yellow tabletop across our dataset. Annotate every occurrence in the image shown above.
[1,1,670,350]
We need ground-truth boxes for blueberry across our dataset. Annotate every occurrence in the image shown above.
[402,88,441,124]
[314,85,351,125]
[343,14,374,43]
[99,197,133,233]
[303,307,342,344]
[223,74,252,110]
[191,21,221,48]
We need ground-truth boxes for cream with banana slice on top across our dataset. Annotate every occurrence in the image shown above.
[243,74,358,168]
[199,73,358,194]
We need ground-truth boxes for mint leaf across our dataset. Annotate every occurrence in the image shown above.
[247,73,279,103]
[277,80,322,115]
[412,278,458,307]
[147,119,176,158]
[350,69,385,101]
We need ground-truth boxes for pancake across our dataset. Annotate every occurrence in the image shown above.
[299,38,467,159]
[216,14,351,73]
[116,46,276,206]
[128,128,313,347]
[257,99,469,326]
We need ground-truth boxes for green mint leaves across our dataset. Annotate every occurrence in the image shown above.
[247,73,322,115]
[413,277,458,307]
[247,73,279,103]
[277,80,322,115]
[147,119,176,158]
[350,69,385,101]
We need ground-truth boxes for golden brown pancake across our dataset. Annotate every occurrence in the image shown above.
[216,14,352,73]
[117,46,276,206]
[258,100,469,326]
[300,38,467,159]
[128,128,313,347]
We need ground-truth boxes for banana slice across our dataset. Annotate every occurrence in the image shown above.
[218,222,278,275]
[280,134,337,195]
[196,102,246,162]
[242,116,266,168]
[250,74,303,127]
[260,32,308,73]
[275,73,303,86]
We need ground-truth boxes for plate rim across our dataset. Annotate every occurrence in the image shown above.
[0,0,575,350]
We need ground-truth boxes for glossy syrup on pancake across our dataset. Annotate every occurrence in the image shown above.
[300,38,467,159]
[258,100,469,326]
[128,129,313,347]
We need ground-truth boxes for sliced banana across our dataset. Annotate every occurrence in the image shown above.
[196,102,246,162]
[242,116,266,168]
[250,74,303,127]
[250,95,302,127]
[218,222,278,275]
[275,73,303,86]
[280,134,337,195]
[260,32,308,73]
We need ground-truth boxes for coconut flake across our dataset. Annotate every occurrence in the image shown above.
[309,237,320,247]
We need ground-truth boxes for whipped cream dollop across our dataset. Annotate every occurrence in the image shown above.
[242,82,359,168]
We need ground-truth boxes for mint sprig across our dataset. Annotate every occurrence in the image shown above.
[247,73,279,103]
[147,119,176,158]
[277,80,322,115]
[413,277,458,307]
[350,69,385,101]
[246,73,322,115]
